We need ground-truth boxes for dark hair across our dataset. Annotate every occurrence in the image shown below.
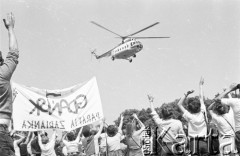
[213,102,227,115]
[0,51,3,65]
[90,130,97,135]
[67,132,75,141]
[101,126,107,133]
[82,125,91,138]
[107,125,117,137]
[125,123,133,137]
[187,98,201,114]
[161,104,173,120]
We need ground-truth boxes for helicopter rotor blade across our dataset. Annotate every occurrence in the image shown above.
[91,21,123,38]
[125,22,160,37]
[128,37,170,39]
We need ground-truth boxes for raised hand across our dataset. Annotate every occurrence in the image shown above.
[147,95,154,103]
[188,90,194,94]
[186,90,194,96]
[3,12,15,29]
[132,113,138,119]
[199,77,204,86]
[229,83,239,91]
[120,114,124,121]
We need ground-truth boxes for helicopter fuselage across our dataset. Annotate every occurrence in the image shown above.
[112,38,143,60]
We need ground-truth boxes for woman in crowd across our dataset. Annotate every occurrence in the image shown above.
[31,131,42,156]
[216,83,240,154]
[62,128,83,156]
[177,78,208,156]
[20,131,32,156]
[105,115,124,156]
[38,129,57,156]
[125,113,145,156]
[82,119,104,156]
[208,98,238,155]
[149,95,186,156]
[13,132,26,156]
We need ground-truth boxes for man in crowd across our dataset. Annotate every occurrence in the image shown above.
[0,12,19,156]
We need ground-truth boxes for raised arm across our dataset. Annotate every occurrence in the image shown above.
[27,133,35,155]
[2,13,19,80]
[14,133,25,145]
[177,90,194,113]
[24,132,32,144]
[62,132,68,145]
[148,95,162,125]
[3,13,18,52]
[118,114,124,134]
[216,83,239,100]
[132,113,145,134]
[199,77,206,111]
[75,127,83,142]
[49,129,56,145]
[38,131,44,149]
[94,119,104,139]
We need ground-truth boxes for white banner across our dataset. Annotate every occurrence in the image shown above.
[12,77,104,131]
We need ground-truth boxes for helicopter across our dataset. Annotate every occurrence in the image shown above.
[91,21,169,63]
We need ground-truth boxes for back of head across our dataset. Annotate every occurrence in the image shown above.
[67,131,75,141]
[213,102,227,115]
[82,125,91,138]
[187,97,201,114]
[107,125,117,137]
[161,104,173,120]
[90,130,97,136]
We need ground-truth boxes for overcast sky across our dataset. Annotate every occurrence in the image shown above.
[0,0,239,125]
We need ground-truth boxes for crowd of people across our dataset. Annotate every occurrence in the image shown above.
[0,13,239,156]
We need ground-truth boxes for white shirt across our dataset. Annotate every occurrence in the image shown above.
[63,139,79,153]
[100,133,107,153]
[221,98,240,132]
[62,146,68,156]
[152,110,185,142]
[107,132,122,151]
[14,140,21,156]
[210,108,235,136]
[38,136,56,156]
[182,109,207,137]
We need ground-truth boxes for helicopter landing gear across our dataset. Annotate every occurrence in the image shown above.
[111,56,115,61]
[129,59,132,63]
[133,54,136,58]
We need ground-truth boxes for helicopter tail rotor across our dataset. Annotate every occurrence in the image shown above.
[90,49,99,59]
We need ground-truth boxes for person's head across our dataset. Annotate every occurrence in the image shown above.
[106,125,117,137]
[125,123,134,137]
[213,101,228,115]
[0,51,4,66]
[66,131,75,141]
[82,125,91,138]
[90,130,97,136]
[161,104,173,120]
[41,132,49,144]
[187,97,201,114]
